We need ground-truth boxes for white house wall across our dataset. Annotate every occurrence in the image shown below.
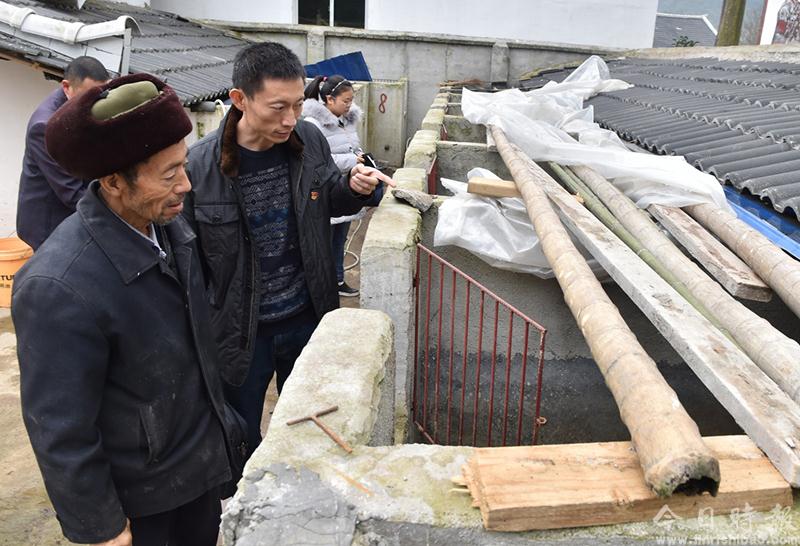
[149,0,297,24]
[364,0,658,50]
[0,62,58,236]
[148,0,656,49]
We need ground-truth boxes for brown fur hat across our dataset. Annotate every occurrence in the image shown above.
[45,73,192,180]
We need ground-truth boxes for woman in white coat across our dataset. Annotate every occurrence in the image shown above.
[303,75,380,297]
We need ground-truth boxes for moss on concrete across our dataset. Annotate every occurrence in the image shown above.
[362,206,421,252]
[421,108,446,131]
[391,168,427,192]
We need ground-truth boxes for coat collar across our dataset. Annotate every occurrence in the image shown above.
[302,98,362,129]
[77,181,196,285]
[218,105,305,178]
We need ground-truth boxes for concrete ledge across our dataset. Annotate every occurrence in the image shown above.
[435,141,511,189]
[443,114,486,143]
[429,94,449,111]
[361,166,426,442]
[403,129,440,171]
[361,197,422,444]
[389,167,427,194]
[421,108,446,131]
[223,308,395,543]
[255,308,394,464]
[447,103,463,116]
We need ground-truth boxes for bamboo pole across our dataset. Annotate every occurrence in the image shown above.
[547,163,732,340]
[570,166,800,405]
[489,126,720,498]
[685,203,800,323]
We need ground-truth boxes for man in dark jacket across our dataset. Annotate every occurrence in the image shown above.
[13,73,245,546]
[185,42,393,457]
[16,56,109,250]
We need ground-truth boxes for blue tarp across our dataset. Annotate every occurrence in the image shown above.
[724,187,800,260]
[304,51,372,81]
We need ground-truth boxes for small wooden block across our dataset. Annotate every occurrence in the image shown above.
[467,177,521,198]
[462,435,791,532]
[649,204,772,302]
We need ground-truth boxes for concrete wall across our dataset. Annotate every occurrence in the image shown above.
[151,0,297,24]
[416,202,746,446]
[365,0,659,50]
[224,307,800,546]
[0,63,59,237]
[214,23,614,147]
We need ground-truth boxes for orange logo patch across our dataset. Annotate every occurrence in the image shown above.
[310,191,319,201]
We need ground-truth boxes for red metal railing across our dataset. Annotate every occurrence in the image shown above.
[412,244,547,447]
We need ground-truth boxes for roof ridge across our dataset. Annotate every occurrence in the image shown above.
[656,12,710,20]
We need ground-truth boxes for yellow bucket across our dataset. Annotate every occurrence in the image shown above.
[0,236,33,307]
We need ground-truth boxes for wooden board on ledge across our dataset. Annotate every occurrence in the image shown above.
[648,204,772,302]
[461,435,791,532]
[468,176,521,198]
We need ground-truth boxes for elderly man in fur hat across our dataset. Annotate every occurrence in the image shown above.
[12,73,246,546]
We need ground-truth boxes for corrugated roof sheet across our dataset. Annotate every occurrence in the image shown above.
[0,0,246,105]
[654,13,717,48]
[520,57,800,221]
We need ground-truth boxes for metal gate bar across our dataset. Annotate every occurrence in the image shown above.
[412,244,547,447]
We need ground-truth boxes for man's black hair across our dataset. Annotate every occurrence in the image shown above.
[64,56,110,84]
[232,42,305,98]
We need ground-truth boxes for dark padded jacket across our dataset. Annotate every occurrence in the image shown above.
[184,106,369,386]
[12,183,246,543]
[17,88,88,250]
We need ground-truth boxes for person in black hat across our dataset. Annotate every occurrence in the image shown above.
[16,56,110,250]
[12,73,246,546]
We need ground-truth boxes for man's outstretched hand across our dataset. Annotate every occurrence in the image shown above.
[349,164,395,196]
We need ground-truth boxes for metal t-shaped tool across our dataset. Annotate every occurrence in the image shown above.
[286,405,353,454]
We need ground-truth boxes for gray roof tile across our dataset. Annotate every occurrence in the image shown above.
[0,0,248,105]
[521,57,800,222]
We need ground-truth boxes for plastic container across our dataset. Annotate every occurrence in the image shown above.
[0,237,33,307]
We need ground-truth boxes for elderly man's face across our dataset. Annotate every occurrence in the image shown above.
[118,141,190,230]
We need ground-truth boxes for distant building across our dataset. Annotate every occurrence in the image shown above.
[148,0,660,50]
[653,13,718,47]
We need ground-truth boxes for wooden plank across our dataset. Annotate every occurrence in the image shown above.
[508,150,800,488]
[464,436,791,532]
[467,176,521,198]
[649,204,772,302]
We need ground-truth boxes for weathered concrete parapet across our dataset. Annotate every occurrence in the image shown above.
[490,41,511,85]
[223,308,396,545]
[429,93,450,110]
[443,114,487,143]
[306,28,326,64]
[361,168,426,443]
[421,108,446,131]
[403,129,440,171]
[435,141,511,193]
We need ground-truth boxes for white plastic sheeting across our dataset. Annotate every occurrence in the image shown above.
[461,55,731,212]
[434,55,731,278]
[434,169,606,279]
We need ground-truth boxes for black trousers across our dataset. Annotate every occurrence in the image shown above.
[130,488,221,546]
